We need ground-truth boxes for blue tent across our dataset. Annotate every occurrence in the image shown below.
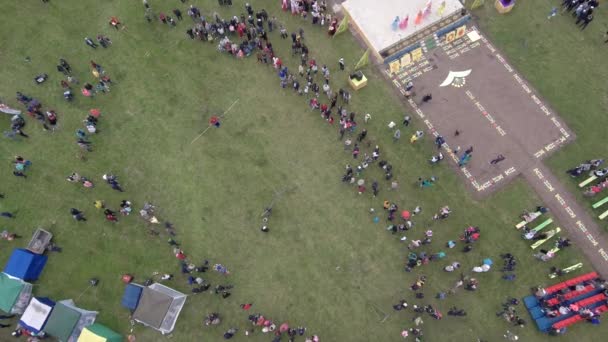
[3,249,48,281]
[19,297,55,334]
[121,283,143,311]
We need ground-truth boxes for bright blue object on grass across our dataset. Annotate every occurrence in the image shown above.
[523,295,539,309]
[3,248,48,281]
[121,283,143,310]
[529,306,545,320]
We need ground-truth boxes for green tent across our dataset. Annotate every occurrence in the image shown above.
[0,272,32,314]
[44,300,98,342]
[78,323,122,342]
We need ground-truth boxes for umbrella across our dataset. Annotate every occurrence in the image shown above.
[279,323,289,333]
[481,264,491,272]
[373,216,380,223]
[483,258,493,266]
[401,210,411,220]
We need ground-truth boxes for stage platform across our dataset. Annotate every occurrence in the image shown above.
[342,0,464,61]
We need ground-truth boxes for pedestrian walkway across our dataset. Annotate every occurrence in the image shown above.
[524,163,608,277]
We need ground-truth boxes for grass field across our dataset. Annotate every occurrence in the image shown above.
[0,1,607,341]
[475,0,608,229]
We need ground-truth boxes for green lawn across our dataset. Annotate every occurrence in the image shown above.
[0,0,606,341]
[475,0,608,230]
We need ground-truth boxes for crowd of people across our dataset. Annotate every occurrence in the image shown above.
[534,276,608,334]
[560,0,600,30]
[3,0,590,341]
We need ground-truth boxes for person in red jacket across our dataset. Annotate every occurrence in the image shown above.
[109,16,121,29]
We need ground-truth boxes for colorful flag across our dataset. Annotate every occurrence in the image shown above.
[415,10,423,25]
[392,16,400,31]
[354,49,370,70]
[438,1,447,16]
[335,14,350,36]
[424,0,433,17]
[399,15,409,30]
[471,0,486,10]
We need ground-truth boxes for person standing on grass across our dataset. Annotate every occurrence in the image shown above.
[12,157,29,178]
[410,130,423,143]
[70,208,87,221]
[352,144,360,159]
[403,115,411,126]
[580,13,593,30]
[394,129,401,142]
[548,7,558,19]
[330,94,338,109]
[357,129,367,142]
[339,58,345,70]
[90,60,103,74]
[1,212,15,219]
[173,8,182,20]
[109,16,121,29]
[84,37,98,48]
[105,209,118,222]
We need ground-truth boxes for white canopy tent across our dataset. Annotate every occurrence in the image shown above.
[131,283,186,334]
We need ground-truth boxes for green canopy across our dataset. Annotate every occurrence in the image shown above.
[44,300,98,342]
[44,302,80,341]
[0,272,32,314]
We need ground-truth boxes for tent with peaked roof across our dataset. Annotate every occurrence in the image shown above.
[44,299,98,342]
[0,272,32,314]
[132,283,187,334]
[77,323,122,342]
[3,248,48,281]
[19,297,55,334]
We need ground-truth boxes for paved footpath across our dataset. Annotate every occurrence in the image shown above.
[524,162,608,277]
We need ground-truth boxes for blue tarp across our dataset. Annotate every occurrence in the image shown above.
[524,295,539,309]
[121,283,143,310]
[536,312,576,332]
[3,249,47,281]
[529,306,545,320]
